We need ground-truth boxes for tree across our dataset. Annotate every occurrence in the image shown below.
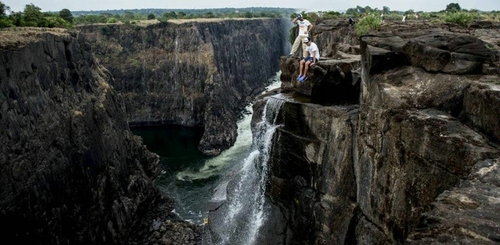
[123,10,134,21]
[59,8,73,23]
[404,9,415,15]
[446,3,461,12]
[23,4,43,26]
[44,14,71,28]
[345,8,360,17]
[10,11,22,26]
[356,5,366,14]
[364,6,373,13]
[0,1,10,18]
[164,11,177,19]
[205,12,214,18]
[147,13,155,20]
[382,6,390,15]
[0,1,12,27]
[107,17,118,23]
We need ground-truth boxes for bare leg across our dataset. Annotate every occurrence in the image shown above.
[303,61,311,75]
[299,59,305,76]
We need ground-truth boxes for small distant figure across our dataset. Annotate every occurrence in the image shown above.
[402,15,406,22]
[288,14,313,57]
[348,16,353,25]
[380,13,385,23]
[415,13,419,20]
[297,37,320,83]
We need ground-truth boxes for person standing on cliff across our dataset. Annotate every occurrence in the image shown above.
[288,14,313,57]
[297,37,320,82]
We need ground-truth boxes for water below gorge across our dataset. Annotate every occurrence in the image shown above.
[132,76,281,227]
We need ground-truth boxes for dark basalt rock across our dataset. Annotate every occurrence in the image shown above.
[0,28,166,244]
[264,18,500,244]
[279,55,362,105]
[77,19,290,156]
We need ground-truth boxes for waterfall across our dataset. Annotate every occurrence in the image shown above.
[207,95,285,245]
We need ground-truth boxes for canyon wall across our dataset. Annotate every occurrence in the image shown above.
[261,19,500,244]
[77,18,289,155]
[0,28,165,245]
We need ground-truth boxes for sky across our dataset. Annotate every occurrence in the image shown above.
[2,0,499,13]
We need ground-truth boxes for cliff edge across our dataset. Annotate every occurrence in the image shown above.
[262,19,500,244]
[0,27,172,245]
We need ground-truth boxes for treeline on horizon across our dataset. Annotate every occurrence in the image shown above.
[0,2,297,28]
[0,1,499,29]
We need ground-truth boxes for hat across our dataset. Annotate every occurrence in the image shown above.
[303,37,310,43]
[297,14,303,19]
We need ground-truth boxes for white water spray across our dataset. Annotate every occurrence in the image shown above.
[211,95,285,245]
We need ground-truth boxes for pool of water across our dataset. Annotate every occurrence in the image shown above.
[131,125,217,224]
[131,73,282,225]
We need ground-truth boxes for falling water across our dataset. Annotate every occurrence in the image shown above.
[136,74,281,225]
[208,94,285,245]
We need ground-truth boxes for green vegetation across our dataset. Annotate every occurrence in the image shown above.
[286,2,500,38]
[0,2,73,28]
[0,1,498,33]
[72,7,295,25]
[59,8,73,23]
[446,3,462,12]
[355,14,382,36]
[285,3,500,42]
[443,11,478,27]
[0,2,295,28]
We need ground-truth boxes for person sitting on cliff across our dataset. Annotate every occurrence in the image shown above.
[288,14,313,57]
[297,37,320,83]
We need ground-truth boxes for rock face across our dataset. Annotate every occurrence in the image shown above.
[262,19,500,244]
[77,19,289,155]
[0,28,164,245]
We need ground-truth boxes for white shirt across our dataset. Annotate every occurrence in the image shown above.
[306,42,320,60]
[297,19,311,36]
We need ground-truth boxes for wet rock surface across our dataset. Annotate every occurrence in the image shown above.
[126,199,203,245]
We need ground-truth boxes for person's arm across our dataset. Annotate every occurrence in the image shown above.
[292,17,298,24]
[311,51,317,65]
[307,23,313,33]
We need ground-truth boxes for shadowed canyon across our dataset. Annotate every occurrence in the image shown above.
[1,16,499,245]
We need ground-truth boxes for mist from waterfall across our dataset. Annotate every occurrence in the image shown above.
[207,95,285,245]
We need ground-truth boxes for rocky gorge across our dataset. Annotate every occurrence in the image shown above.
[1,15,499,245]
[0,28,164,244]
[0,17,288,245]
[77,19,290,155]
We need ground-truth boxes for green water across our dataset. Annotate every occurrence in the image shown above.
[130,75,282,226]
[131,125,217,224]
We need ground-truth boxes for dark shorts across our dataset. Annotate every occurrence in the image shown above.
[302,57,314,62]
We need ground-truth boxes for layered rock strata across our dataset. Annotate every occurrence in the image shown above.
[77,19,289,155]
[263,19,500,244]
[0,28,168,245]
